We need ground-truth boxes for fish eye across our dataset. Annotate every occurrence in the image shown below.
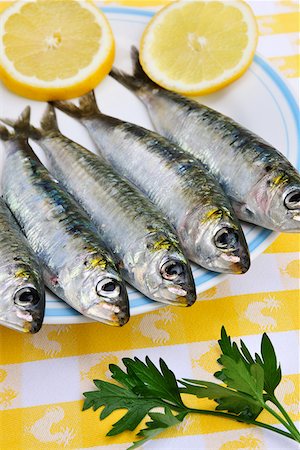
[160,260,184,280]
[14,287,40,307]
[96,278,120,298]
[214,227,239,250]
[284,190,300,210]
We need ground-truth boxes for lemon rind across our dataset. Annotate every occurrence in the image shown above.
[140,0,258,95]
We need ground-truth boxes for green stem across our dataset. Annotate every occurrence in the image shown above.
[267,396,300,441]
[262,402,300,441]
[186,407,296,441]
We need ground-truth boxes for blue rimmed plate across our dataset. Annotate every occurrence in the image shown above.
[0,6,298,324]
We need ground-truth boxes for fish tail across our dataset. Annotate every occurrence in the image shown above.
[0,125,11,141]
[110,46,156,93]
[40,104,59,133]
[0,106,30,135]
[52,90,100,119]
[25,104,59,141]
[0,106,39,140]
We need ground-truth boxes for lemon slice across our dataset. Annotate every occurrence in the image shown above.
[140,0,258,95]
[0,0,115,100]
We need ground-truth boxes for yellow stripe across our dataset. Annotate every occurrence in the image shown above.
[0,2,11,14]
[265,233,300,253]
[257,12,300,35]
[268,55,300,78]
[0,374,298,447]
[0,290,298,364]
[0,400,148,448]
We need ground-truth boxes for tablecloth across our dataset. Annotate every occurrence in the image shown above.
[0,1,299,449]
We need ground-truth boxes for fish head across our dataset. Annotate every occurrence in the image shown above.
[138,231,196,306]
[0,271,45,333]
[187,207,250,274]
[62,253,129,326]
[260,170,300,232]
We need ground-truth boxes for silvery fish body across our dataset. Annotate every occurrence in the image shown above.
[110,47,300,233]
[0,109,129,326]
[53,94,249,274]
[0,197,45,333]
[29,106,196,306]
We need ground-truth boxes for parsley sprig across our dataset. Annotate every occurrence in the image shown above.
[83,327,300,448]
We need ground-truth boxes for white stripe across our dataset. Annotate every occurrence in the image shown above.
[0,330,298,409]
[258,33,299,57]
[201,253,299,299]
[249,0,298,16]
[20,358,81,408]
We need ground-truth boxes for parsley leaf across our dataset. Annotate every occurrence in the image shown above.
[215,355,264,401]
[255,333,282,396]
[83,380,163,435]
[82,326,300,447]
[180,380,263,419]
[83,355,184,436]
[128,408,187,449]
[215,326,264,402]
[121,357,184,407]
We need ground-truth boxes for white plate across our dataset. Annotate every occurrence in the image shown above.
[0,6,299,324]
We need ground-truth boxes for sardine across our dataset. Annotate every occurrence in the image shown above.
[0,108,129,326]
[0,197,45,333]
[52,95,250,274]
[110,47,300,233]
[28,106,196,306]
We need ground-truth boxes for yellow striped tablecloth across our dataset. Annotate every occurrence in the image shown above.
[0,1,299,449]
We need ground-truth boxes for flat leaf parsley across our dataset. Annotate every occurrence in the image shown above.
[83,327,300,448]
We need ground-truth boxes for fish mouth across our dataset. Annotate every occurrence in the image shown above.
[229,253,251,274]
[0,311,43,333]
[85,281,130,326]
[158,258,196,306]
[280,209,300,232]
[0,317,31,333]
[156,280,197,306]
[211,226,250,274]
[85,301,130,326]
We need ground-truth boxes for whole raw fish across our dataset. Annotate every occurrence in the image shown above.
[110,47,300,233]
[28,105,196,306]
[0,108,129,326]
[0,197,45,333]
[52,95,250,274]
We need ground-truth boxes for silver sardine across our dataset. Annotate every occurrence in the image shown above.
[52,95,250,274]
[110,47,300,233]
[0,196,45,333]
[0,108,129,326]
[28,106,196,306]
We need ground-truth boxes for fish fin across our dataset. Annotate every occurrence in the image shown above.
[1,106,43,141]
[0,125,12,141]
[40,104,59,133]
[0,106,32,139]
[110,46,156,92]
[52,90,100,119]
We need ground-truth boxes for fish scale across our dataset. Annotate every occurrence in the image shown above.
[29,106,196,306]
[93,121,229,219]
[0,197,45,333]
[42,136,175,254]
[0,109,130,326]
[52,93,249,274]
[109,46,300,233]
